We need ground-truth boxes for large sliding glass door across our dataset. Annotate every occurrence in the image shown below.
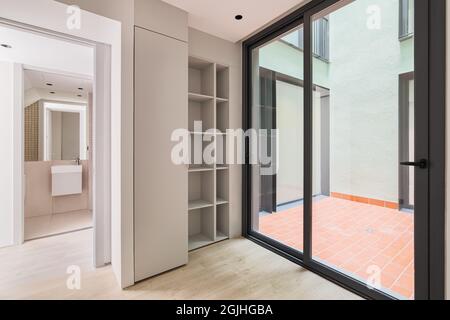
[244,0,445,300]
[310,0,415,300]
[250,24,305,253]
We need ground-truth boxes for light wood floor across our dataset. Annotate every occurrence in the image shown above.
[0,229,360,300]
[24,210,93,241]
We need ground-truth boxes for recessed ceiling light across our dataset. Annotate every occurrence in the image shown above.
[235,15,243,20]
[1,44,12,49]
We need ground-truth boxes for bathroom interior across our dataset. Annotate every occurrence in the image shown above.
[23,69,93,241]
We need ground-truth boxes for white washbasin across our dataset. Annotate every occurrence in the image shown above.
[51,165,82,174]
[51,165,82,196]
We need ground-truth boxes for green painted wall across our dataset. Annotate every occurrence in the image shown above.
[258,0,414,203]
[259,41,330,88]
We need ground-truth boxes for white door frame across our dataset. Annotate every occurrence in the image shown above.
[0,0,121,270]
[10,31,112,268]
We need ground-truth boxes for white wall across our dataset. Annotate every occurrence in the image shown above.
[326,0,412,203]
[56,0,135,288]
[0,61,22,247]
[276,81,304,204]
[0,62,15,247]
[276,83,324,205]
[0,24,94,77]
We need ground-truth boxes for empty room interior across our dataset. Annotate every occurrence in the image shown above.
[0,0,448,302]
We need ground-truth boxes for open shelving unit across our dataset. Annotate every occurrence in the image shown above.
[188,56,231,251]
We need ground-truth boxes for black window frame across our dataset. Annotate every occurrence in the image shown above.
[400,0,414,39]
[242,0,446,300]
[281,17,330,62]
[399,71,415,211]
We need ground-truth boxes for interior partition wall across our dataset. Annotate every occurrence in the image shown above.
[243,0,445,300]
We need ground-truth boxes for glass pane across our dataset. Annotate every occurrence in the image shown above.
[250,25,304,252]
[311,0,414,299]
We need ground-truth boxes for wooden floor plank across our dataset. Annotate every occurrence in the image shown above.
[0,229,360,300]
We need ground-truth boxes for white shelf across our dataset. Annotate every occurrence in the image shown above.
[188,199,214,211]
[189,92,214,102]
[188,233,214,251]
[216,197,228,205]
[216,231,228,242]
[189,166,214,173]
[189,131,215,135]
[188,233,228,251]
[216,97,229,103]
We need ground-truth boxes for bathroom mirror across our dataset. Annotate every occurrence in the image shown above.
[49,110,81,161]
[24,101,89,162]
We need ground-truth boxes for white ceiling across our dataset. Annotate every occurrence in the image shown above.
[162,0,306,42]
[0,24,94,77]
[24,69,93,98]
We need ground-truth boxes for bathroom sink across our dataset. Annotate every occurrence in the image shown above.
[51,165,82,196]
[51,165,82,174]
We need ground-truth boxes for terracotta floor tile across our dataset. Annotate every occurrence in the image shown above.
[394,273,414,290]
[259,196,414,299]
[391,284,413,299]
[381,273,398,289]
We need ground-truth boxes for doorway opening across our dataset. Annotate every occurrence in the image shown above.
[23,68,94,241]
[0,17,113,268]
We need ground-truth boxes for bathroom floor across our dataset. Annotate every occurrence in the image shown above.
[24,209,93,241]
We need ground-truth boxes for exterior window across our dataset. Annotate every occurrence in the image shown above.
[282,17,329,61]
[399,0,414,39]
[312,17,329,61]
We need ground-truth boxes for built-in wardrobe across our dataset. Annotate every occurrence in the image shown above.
[134,0,189,281]
[133,0,234,282]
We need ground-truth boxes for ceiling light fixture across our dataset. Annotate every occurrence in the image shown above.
[1,43,12,49]
[235,15,243,20]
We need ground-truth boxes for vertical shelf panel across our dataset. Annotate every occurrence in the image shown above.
[215,64,230,242]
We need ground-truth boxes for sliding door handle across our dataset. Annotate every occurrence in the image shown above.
[400,159,427,169]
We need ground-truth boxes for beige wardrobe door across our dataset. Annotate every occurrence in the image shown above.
[134,27,188,281]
